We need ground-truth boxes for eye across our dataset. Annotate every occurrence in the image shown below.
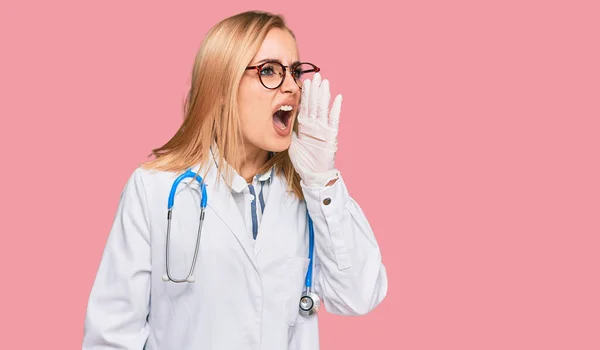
[260,64,276,76]
[293,68,304,78]
[293,63,312,78]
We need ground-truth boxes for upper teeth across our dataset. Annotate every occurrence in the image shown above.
[279,105,293,111]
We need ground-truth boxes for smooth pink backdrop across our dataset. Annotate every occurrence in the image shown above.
[1,0,599,349]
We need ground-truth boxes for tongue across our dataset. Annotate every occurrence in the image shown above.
[273,110,286,129]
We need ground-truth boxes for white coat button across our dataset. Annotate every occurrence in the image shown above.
[323,197,331,205]
[249,194,255,201]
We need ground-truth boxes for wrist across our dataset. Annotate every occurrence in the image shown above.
[325,178,338,186]
[300,169,339,188]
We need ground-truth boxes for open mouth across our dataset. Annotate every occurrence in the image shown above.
[273,108,293,130]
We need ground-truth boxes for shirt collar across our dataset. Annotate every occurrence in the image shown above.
[210,144,275,194]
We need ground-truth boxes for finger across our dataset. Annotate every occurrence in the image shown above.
[298,78,311,120]
[317,79,331,124]
[308,73,321,119]
[329,94,343,130]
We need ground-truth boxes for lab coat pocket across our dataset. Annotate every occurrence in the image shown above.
[282,257,310,326]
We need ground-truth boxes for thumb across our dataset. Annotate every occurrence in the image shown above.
[289,131,299,153]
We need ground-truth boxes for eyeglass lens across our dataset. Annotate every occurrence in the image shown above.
[259,63,316,89]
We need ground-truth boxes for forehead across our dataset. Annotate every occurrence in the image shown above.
[251,28,298,65]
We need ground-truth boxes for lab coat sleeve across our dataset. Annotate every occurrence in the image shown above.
[82,168,152,349]
[301,173,388,316]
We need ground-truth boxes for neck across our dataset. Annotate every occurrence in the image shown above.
[238,144,269,183]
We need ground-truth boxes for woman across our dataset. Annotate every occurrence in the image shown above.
[83,10,387,350]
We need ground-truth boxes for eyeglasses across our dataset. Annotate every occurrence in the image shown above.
[245,61,320,90]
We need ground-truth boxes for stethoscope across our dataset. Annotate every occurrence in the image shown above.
[161,166,320,317]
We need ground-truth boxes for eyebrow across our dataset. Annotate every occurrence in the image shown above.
[253,58,301,67]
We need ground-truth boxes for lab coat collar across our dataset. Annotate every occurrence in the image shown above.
[250,165,297,258]
[191,145,292,269]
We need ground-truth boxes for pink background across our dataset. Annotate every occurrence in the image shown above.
[1,0,599,349]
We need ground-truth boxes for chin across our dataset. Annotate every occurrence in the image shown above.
[264,137,291,153]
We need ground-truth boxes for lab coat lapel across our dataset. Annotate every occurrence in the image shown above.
[200,158,260,273]
[253,170,295,256]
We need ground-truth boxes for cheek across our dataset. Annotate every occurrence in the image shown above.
[239,88,271,124]
[240,98,267,126]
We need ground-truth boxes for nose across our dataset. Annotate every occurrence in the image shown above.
[279,68,300,93]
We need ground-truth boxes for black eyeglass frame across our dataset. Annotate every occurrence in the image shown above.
[245,61,320,90]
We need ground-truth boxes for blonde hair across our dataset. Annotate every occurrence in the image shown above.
[140,10,304,200]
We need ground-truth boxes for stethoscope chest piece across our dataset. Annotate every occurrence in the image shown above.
[299,290,321,317]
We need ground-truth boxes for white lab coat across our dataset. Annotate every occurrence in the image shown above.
[83,152,387,350]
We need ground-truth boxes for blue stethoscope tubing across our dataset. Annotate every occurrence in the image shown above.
[162,168,207,283]
[161,168,320,316]
[299,213,321,316]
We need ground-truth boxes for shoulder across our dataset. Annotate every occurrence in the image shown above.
[132,165,180,184]
[118,166,195,219]
[121,165,193,201]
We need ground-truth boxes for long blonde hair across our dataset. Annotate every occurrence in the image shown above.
[141,10,304,200]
